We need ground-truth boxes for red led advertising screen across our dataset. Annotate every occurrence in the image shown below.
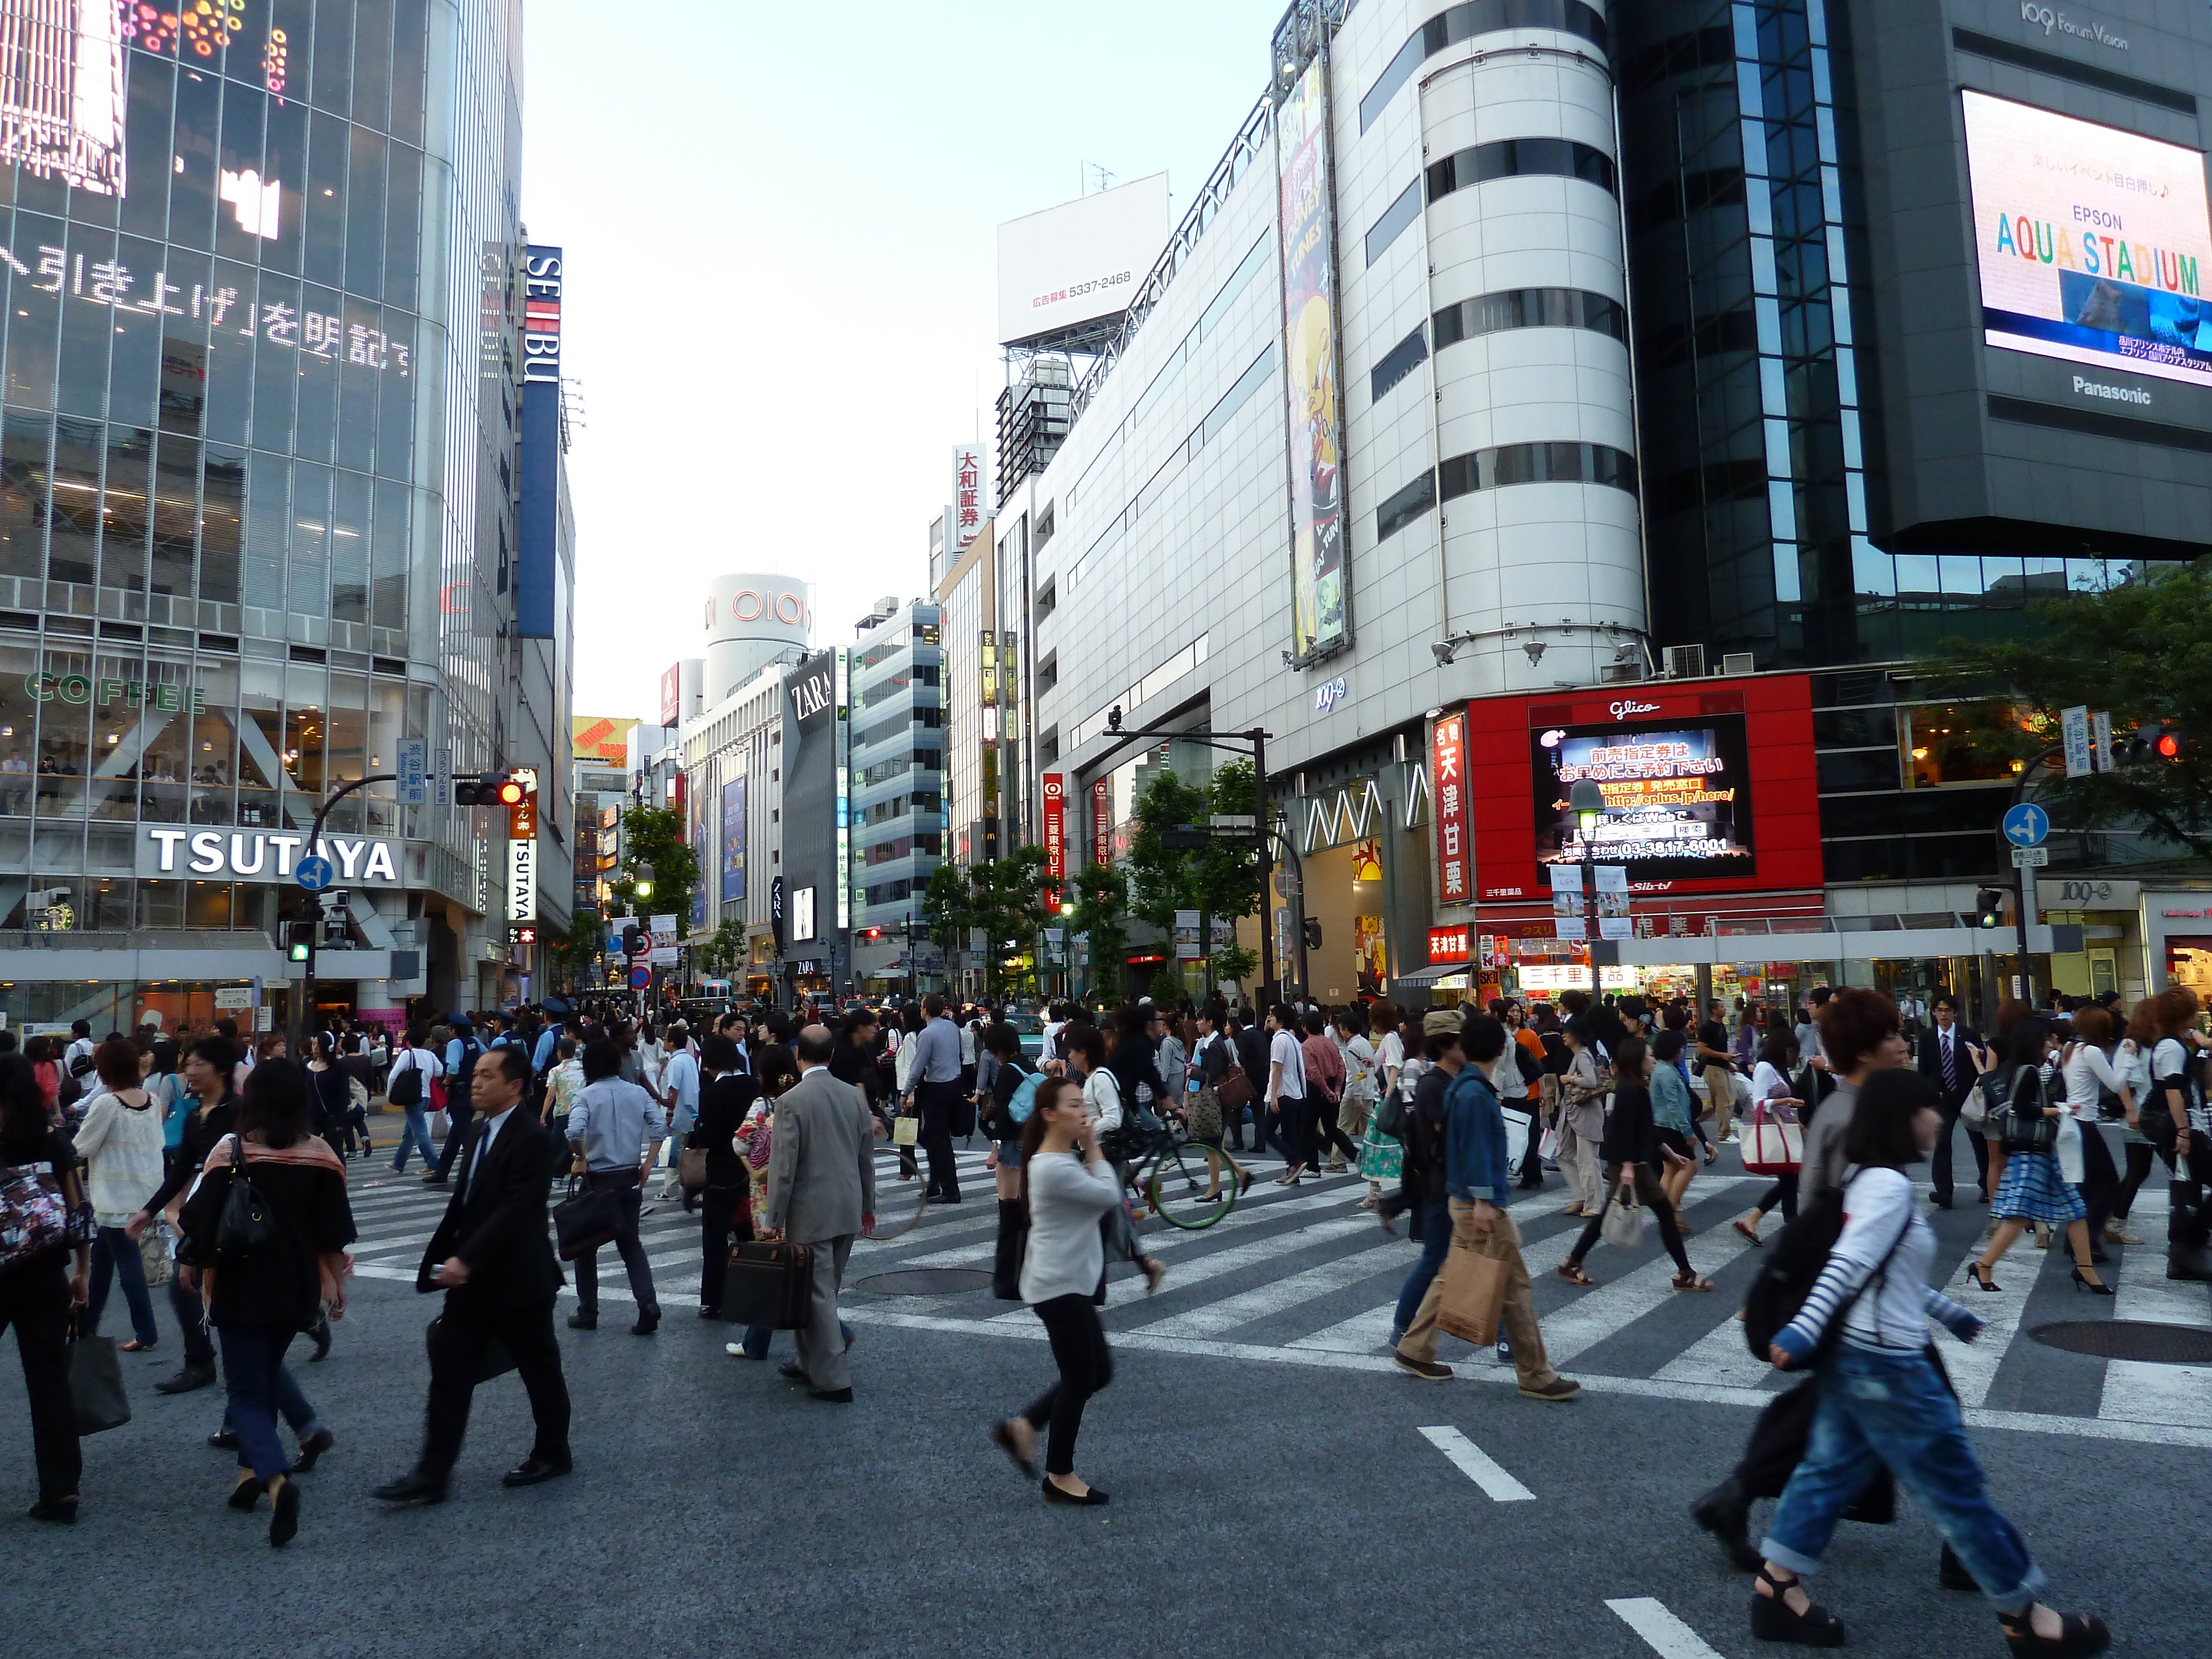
[1463,677,1821,902]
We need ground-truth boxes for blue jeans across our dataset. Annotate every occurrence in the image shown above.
[1763,1344,2044,1614]
[1392,1199,1452,1341]
[87,1225,159,1345]
[217,1326,300,1482]
[740,1317,852,1360]
[390,1107,439,1171]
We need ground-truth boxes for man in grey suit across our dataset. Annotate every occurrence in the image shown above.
[759,1023,877,1402]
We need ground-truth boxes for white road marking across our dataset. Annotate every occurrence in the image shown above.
[1417,1425,1533,1501]
[1605,1597,1729,1659]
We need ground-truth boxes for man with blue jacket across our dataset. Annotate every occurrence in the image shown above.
[1394,1013,1580,1400]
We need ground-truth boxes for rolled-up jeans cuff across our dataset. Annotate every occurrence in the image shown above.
[1756,1537,1824,1579]
[1979,1563,2046,1617]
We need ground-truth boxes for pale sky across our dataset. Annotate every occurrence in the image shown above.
[520,0,1288,722]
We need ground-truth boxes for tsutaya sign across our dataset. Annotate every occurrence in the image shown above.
[138,828,401,888]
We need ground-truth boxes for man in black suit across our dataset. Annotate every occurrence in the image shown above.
[374,1046,572,1504]
[1916,992,1987,1207]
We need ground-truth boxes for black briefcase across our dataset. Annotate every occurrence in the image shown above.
[723,1239,813,1330]
[552,1177,622,1261]
[426,1313,517,1384]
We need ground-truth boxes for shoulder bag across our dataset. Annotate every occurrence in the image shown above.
[212,1138,276,1265]
[1600,1186,1647,1250]
[389,1050,424,1109]
[1995,1065,2059,1156]
[552,1176,623,1260]
[67,1312,131,1436]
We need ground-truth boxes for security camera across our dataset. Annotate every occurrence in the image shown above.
[1431,639,1459,666]
[1522,640,1548,666]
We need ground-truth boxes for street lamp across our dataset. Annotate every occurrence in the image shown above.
[1569,779,1605,998]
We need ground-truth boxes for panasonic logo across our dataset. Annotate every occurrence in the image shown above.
[2073,375,2151,405]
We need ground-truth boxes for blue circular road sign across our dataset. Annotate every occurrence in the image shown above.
[628,965,651,989]
[295,854,335,892]
[2001,803,2049,848]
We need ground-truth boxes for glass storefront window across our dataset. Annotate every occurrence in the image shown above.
[189,660,239,826]
[0,640,36,816]
[138,878,184,929]
[237,659,284,827]
[184,880,233,930]
[1899,701,2026,790]
[34,648,91,817]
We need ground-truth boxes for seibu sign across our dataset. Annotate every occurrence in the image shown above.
[138,827,401,887]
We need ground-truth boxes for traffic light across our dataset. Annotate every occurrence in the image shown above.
[1975,888,2005,929]
[2117,723,2189,766]
[454,769,532,807]
[1301,916,1323,950]
[286,920,314,962]
[622,922,646,958]
[860,927,884,942]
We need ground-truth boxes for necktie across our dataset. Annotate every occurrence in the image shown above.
[1943,1032,1958,1089]
[465,1120,492,1200]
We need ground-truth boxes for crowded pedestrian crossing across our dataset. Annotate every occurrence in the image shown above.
[333,1131,2212,1448]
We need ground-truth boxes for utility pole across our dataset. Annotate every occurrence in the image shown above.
[293,772,395,1043]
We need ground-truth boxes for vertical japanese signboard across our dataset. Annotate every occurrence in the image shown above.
[1092,776,1112,867]
[1432,712,1469,903]
[951,444,988,553]
[517,246,562,639]
[1275,55,1347,662]
[1042,773,1066,888]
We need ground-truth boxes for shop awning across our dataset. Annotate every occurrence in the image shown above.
[1392,965,1469,988]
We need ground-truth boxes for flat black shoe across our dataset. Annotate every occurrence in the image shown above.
[566,1312,597,1330]
[291,1427,335,1474]
[1997,1608,2110,1657]
[309,1314,332,1360]
[778,1361,808,1383]
[808,1386,853,1403]
[1931,1193,1954,1209]
[371,1470,449,1505]
[1042,1478,1108,1505]
[501,1455,572,1488]
[1750,1564,1845,1647]
[156,1366,216,1396]
[226,1474,261,1511]
[631,1307,660,1335]
[989,1420,1039,1479]
[1689,1479,1761,1572]
[27,1495,77,1524]
[267,1477,299,1547]
[208,1427,240,1451]
[1939,1542,1979,1592]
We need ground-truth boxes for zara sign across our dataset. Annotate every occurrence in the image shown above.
[138,827,403,888]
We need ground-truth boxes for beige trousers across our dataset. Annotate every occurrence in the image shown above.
[1397,1202,1561,1387]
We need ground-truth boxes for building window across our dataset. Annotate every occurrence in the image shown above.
[1898,702,2026,790]
[1426,137,1615,204]
[1370,324,1429,403]
[1037,650,1057,695]
[1359,0,1610,132]
[1036,578,1056,621]
[1364,178,1422,267]
[1434,441,1637,502]
[1035,503,1055,549]
[1433,288,1625,352]
[1375,472,1437,543]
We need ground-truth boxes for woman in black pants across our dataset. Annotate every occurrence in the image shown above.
[0,1053,91,1521]
[1557,1036,1713,1291]
[690,1035,757,1319]
[988,1077,1121,1505]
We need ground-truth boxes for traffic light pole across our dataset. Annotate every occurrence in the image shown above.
[293,772,395,1045]
[2005,744,2063,1009]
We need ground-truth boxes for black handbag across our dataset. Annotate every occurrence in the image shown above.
[551,1177,622,1261]
[212,1139,276,1265]
[723,1239,813,1329]
[426,1313,515,1384]
[1996,1066,2060,1157]
[67,1315,131,1435]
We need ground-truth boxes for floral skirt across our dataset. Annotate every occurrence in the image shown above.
[1991,1149,2085,1225]
[1357,1112,1402,1182]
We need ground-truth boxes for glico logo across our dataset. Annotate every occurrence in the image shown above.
[706,588,810,630]
[1610,699,1660,719]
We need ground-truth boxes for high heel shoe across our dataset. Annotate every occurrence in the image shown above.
[2069,1267,2115,1296]
[1996,1605,2110,1657]
[1749,1563,1846,1647]
[1969,1262,2001,1293]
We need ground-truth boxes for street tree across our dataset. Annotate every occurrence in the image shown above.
[607,805,700,935]
[1918,559,2212,859]
[922,847,1054,997]
[1124,758,1265,999]
[1067,860,1128,1005]
[695,916,745,980]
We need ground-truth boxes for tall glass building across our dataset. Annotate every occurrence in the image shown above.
[0,0,534,1032]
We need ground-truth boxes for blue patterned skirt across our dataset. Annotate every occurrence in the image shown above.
[1991,1148,2085,1225]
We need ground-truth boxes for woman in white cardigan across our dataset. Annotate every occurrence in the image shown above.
[74,1037,168,1350]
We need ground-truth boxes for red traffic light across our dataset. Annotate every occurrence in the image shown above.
[2158,733,2182,759]
[496,779,526,806]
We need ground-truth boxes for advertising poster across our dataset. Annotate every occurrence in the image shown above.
[1962,90,2211,388]
[691,818,706,930]
[720,777,747,904]
[1431,713,1469,901]
[1532,717,1756,881]
[1276,54,1347,660]
[1354,914,1385,994]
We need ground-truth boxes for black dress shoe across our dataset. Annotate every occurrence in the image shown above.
[566,1311,597,1330]
[27,1495,77,1524]
[808,1387,853,1404]
[778,1361,808,1383]
[501,1455,572,1488]
[156,1366,216,1396]
[1689,1478,1762,1572]
[309,1313,332,1361]
[1931,1192,1954,1210]
[697,1306,720,1320]
[1041,1478,1108,1505]
[371,1470,449,1505]
[631,1307,660,1336]
[291,1427,335,1474]
[208,1427,240,1451]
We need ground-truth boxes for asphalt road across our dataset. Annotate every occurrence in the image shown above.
[2,1142,2200,1659]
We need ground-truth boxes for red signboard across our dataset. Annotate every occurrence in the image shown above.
[1427,924,1470,964]
[1462,675,1823,901]
[1092,777,1112,867]
[1432,712,1470,901]
[658,662,681,729]
[1042,773,1066,886]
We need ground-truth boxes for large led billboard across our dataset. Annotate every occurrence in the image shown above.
[1531,716,1756,883]
[995,173,1168,347]
[1963,90,2211,389]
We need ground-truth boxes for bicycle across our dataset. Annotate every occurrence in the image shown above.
[1108,1115,1245,1230]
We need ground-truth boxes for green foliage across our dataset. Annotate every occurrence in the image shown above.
[920,863,973,958]
[924,847,1055,996]
[607,805,701,936]
[695,917,746,979]
[1917,560,2212,860]
[1120,759,1265,999]
[1209,943,1259,992]
[545,905,603,990]
[1146,964,1184,1005]
[1068,860,1128,1003]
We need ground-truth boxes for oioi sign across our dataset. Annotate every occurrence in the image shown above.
[138,827,403,887]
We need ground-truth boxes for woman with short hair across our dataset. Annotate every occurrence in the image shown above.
[74,1036,166,1352]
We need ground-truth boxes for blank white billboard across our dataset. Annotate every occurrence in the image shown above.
[997,172,1171,347]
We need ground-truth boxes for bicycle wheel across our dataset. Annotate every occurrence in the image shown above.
[1147,1140,1239,1229]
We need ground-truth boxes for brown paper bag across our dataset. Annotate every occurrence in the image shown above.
[1434,1238,1509,1346]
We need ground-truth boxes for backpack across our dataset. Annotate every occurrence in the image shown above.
[1512,1038,1543,1089]
[988,1065,1041,1141]
[1742,1181,1913,1361]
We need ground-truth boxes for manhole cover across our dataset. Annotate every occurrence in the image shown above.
[2028,1319,2212,1364]
[853,1268,994,1296]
